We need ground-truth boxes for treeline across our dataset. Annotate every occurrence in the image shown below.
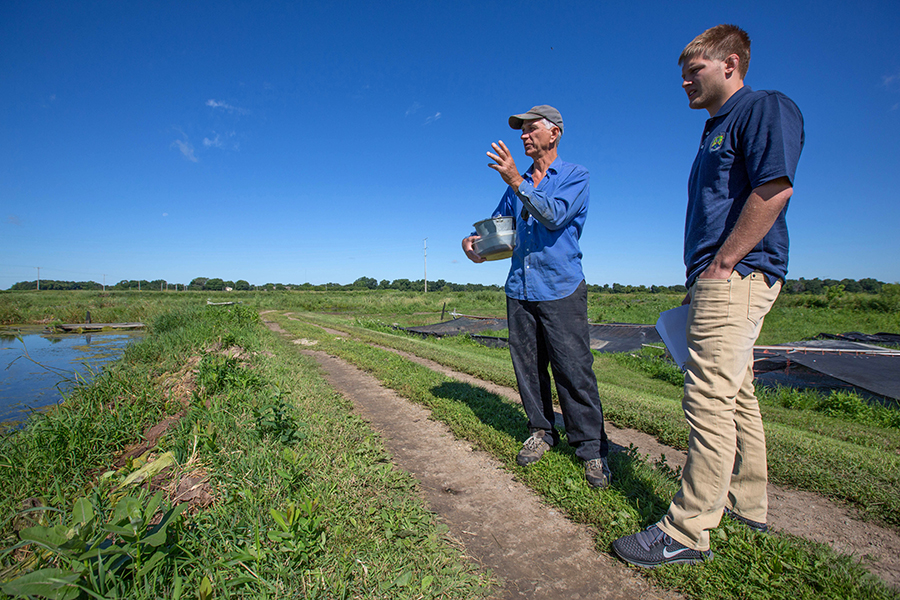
[9,279,109,291]
[7,276,893,294]
[9,279,184,291]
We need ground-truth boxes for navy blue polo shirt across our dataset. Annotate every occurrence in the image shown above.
[684,86,805,287]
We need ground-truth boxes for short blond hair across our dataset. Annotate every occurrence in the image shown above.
[679,24,750,79]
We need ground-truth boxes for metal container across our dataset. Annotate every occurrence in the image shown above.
[472,216,516,261]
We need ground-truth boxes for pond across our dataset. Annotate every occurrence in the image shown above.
[0,327,145,429]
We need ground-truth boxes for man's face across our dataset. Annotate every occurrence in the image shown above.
[681,55,729,112]
[520,119,558,158]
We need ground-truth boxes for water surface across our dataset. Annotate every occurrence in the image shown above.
[0,327,144,428]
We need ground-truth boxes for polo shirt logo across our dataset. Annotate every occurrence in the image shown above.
[709,134,724,151]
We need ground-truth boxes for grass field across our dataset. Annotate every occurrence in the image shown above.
[1,289,898,599]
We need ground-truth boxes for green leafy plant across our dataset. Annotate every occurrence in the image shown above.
[253,390,306,444]
[1,491,187,599]
[267,496,326,566]
[196,355,263,398]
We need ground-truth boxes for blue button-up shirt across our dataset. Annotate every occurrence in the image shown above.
[490,157,590,302]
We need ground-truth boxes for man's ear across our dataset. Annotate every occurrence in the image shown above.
[724,54,740,78]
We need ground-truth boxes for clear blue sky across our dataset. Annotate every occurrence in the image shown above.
[2,0,898,290]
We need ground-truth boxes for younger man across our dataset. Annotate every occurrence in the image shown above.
[612,24,804,567]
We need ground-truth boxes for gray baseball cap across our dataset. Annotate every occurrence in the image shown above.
[508,105,564,133]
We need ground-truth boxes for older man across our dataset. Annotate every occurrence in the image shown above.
[612,25,804,567]
[462,105,610,488]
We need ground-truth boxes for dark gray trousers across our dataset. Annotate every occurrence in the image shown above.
[506,280,608,461]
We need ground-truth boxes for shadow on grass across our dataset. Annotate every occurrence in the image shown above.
[429,380,672,523]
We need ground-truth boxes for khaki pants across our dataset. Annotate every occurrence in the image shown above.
[659,271,781,550]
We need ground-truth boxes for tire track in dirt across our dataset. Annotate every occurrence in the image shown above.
[275,316,900,589]
[377,344,900,589]
[267,316,678,599]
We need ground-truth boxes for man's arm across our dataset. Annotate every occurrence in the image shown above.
[698,176,793,280]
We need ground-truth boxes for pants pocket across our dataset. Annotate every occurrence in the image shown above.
[746,273,780,327]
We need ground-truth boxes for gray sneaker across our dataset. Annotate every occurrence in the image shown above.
[612,525,712,568]
[723,507,769,533]
[516,431,551,466]
[584,457,611,488]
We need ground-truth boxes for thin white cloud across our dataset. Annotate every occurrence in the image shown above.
[406,102,422,116]
[203,131,239,150]
[7,215,21,226]
[206,99,249,114]
[172,138,198,162]
[162,212,169,217]
[882,72,899,87]
[424,112,441,125]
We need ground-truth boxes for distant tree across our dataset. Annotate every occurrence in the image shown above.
[190,277,209,290]
[858,278,882,294]
[206,278,225,291]
[840,278,862,293]
[353,276,378,290]
[783,279,802,294]
[234,279,250,291]
[803,278,824,294]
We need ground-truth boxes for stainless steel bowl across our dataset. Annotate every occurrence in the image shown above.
[472,216,516,261]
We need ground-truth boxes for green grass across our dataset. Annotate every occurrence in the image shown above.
[1,304,495,598]
[284,312,900,529]
[3,288,899,345]
[268,311,899,600]
[2,289,899,599]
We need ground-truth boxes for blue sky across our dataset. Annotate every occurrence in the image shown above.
[2,0,899,290]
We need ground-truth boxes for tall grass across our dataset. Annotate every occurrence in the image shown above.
[1,303,495,598]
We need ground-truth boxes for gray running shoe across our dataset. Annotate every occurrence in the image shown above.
[584,457,611,488]
[612,525,712,568]
[723,507,769,533]
[516,431,551,466]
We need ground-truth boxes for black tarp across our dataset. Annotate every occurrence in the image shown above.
[815,331,900,347]
[402,317,661,353]
[754,339,900,401]
[405,319,900,401]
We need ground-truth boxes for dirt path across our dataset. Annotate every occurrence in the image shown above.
[307,350,680,600]
[269,315,900,590]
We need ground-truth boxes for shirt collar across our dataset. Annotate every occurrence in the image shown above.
[712,85,752,119]
[525,156,563,177]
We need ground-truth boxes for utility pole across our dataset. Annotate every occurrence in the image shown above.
[424,238,427,293]
[35,267,40,291]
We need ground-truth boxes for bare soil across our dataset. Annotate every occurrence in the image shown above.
[267,316,900,592]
